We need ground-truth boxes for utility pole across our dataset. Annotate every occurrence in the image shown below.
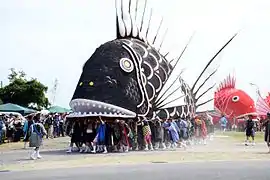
[50,78,58,106]
[250,83,261,97]
[0,81,3,88]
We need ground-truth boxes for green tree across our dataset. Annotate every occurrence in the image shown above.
[0,69,50,110]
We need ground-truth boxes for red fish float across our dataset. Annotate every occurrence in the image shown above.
[214,75,257,120]
[255,91,270,119]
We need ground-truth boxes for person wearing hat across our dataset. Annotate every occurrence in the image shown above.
[244,115,256,146]
[262,113,270,153]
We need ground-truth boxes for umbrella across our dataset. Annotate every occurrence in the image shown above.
[48,106,72,113]
[0,103,36,115]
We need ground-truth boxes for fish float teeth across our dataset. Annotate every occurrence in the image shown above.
[93,112,97,115]
[78,112,81,115]
[83,112,86,115]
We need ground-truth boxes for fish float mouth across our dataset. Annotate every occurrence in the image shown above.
[69,99,137,118]
[236,112,258,119]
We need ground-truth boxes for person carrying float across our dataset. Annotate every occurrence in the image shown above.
[178,117,188,149]
[194,116,202,144]
[118,120,130,152]
[81,119,97,153]
[142,118,154,151]
[153,119,166,150]
[66,119,82,153]
[200,118,208,145]
[205,112,214,141]
[163,119,179,149]
[91,117,107,153]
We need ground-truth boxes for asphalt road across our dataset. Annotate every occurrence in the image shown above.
[1,160,270,180]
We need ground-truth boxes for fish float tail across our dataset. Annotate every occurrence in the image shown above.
[256,90,270,116]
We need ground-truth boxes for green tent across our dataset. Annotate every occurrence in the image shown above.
[48,105,72,113]
[0,103,36,115]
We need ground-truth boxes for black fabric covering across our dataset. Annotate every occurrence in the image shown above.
[72,39,142,114]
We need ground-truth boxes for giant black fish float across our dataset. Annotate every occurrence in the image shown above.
[69,0,237,120]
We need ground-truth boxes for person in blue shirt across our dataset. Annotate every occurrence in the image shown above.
[219,115,228,132]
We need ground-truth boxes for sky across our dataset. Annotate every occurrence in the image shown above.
[0,0,269,111]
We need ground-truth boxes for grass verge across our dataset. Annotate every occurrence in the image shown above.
[215,131,265,142]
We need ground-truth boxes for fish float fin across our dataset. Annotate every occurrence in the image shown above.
[115,0,166,48]
[256,91,270,115]
[154,68,186,107]
[213,74,236,115]
[191,34,238,107]
[153,34,238,119]
[153,33,194,107]
[215,74,236,93]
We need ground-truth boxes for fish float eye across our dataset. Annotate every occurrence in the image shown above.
[79,82,83,86]
[119,58,134,73]
[89,81,94,86]
[232,96,239,102]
